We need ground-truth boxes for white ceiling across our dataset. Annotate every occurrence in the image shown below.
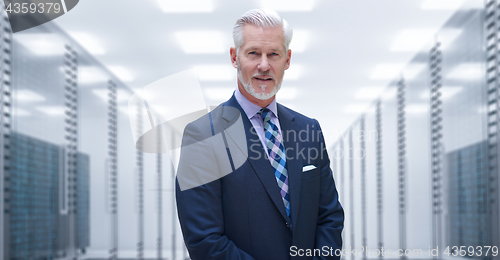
[53,0,475,144]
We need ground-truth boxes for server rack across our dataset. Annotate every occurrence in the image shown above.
[333,1,498,259]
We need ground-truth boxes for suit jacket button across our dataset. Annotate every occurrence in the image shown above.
[286,222,290,228]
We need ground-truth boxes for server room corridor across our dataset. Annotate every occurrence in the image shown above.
[0,0,498,259]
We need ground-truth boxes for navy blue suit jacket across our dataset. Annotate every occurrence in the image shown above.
[176,94,344,259]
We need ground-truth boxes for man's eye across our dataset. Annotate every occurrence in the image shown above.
[271,53,278,56]
[249,51,257,55]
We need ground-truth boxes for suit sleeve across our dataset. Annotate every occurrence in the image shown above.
[175,122,256,260]
[313,119,344,260]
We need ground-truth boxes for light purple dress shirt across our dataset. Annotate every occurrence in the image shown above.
[234,88,282,159]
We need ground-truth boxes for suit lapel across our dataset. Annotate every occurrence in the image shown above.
[277,104,303,230]
[221,95,290,223]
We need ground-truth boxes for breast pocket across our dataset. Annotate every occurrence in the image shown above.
[301,167,320,181]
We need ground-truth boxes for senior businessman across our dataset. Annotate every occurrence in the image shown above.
[175,9,344,260]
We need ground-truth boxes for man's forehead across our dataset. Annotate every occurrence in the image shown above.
[242,45,284,52]
[240,25,285,51]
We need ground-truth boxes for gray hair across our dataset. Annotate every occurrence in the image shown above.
[233,9,293,52]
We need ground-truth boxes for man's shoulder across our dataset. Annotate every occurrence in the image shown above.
[183,99,240,137]
[277,103,318,125]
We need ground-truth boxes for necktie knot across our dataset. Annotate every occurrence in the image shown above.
[259,108,272,124]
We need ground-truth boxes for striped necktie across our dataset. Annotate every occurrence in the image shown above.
[260,108,290,217]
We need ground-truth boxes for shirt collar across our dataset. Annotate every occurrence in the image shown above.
[235,87,278,120]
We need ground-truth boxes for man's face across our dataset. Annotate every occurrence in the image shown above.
[230,24,291,100]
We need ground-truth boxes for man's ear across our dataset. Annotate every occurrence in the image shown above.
[230,47,238,69]
[285,49,292,70]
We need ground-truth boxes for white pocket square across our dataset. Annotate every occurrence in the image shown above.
[302,165,317,172]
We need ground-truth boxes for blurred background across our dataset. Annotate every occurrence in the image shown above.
[0,0,498,259]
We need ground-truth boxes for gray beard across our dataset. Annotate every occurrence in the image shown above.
[237,65,283,101]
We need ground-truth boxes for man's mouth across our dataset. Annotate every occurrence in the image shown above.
[254,76,274,81]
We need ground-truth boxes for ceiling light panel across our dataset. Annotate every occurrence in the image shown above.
[92,89,130,103]
[284,64,302,81]
[369,63,405,80]
[108,66,134,82]
[175,31,228,54]
[14,33,64,56]
[382,87,397,101]
[36,106,65,116]
[421,0,466,10]
[278,87,298,100]
[79,66,108,84]
[260,0,315,12]
[390,29,436,52]
[354,87,385,100]
[289,30,309,53]
[403,63,427,80]
[447,63,483,80]
[406,104,428,114]
[194,65,235,81]
[69,32,105,55]
[158,0,214,13]
[343,103,370,114]
[16,89,46,102]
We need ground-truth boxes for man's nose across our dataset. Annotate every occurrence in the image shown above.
[257,57,270,71]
